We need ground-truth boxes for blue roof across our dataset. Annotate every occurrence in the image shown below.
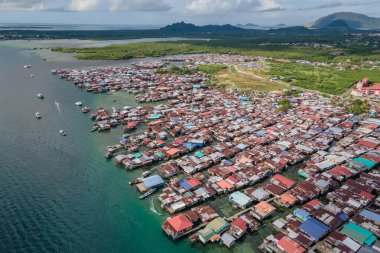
[337,212,349,221]
[222,160,234,166]
[294,208,311,220]
[256,130,267,137]
[300,217,330,240]
[179,179,192,190]
[360,209,380,224]
[143,175,164,188]
[329,127,343,133]
[183,143,197,150]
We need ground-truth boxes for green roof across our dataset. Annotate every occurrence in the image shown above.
[341,222,377,246]
[354,157,376,169]
[206,217,229,234]
[155,151,165,157]
[198,227,215,241]
[194,152,205,158]
[134,153,142,158]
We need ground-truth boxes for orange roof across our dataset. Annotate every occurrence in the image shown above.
[226,166,237,173]
[272,174,296,189]
[255,201,276,214]
[278,236,306,253]
[167,214,194,232]
[166,148,181,156]
[217,180,234,190]
[280,193,297,204]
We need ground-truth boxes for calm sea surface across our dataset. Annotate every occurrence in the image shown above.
[0,41,265,253]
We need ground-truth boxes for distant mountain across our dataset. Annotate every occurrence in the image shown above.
[159,21,247,35]
[307,12,380,30]
[244,23,260,27]
[320,19,354,33]
[269,26,311,34]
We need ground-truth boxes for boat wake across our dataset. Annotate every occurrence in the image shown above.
[150,198,163,216]
[55,101,62,114]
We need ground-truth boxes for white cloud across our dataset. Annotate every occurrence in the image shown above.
[0,0,46,10]
[184,0,283,14]
[109,0,171,12]
[69,0,100,11]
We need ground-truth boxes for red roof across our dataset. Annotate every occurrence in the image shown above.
[278,236,306,253]
[363,155,380,163]
[272,174,296,189]
[187,178,202,188]
[358,139,378,149]
[360,191,376,200]
[231,218,248,232]
[167,214,194,232]
[306,199,321,207]
[362,83,380,90]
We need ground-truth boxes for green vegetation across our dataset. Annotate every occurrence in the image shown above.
[278,99,293,112]
[270,62,380,95]
[347,99,370,115]
[283,89,302,96]
[156,66,196,75]
[197,64,226,75]
[156,64,226,75]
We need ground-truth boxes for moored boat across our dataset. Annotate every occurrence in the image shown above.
[59,130,67,136]
[142,171,150,178]
[35,112,41,119]
[75,101,82,106]
[139,188,156,199]
[129,179,142,185]
[37,93,44,99]
[82,106,90,113]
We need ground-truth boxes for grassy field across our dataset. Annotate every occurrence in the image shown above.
[214,65,289,91]
[270,62,380,95]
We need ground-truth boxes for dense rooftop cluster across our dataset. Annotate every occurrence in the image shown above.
[55,54,380,252]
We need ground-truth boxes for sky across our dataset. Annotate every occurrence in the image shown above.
[0,0,379,26]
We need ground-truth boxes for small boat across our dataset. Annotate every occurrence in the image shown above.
[75,101,82,106]
[59,130,67,136]
[90,125,99,132]
[82,106,90,113]
[30,74,35,77]
[142,171,150,178]
[139,188,157,199]
[37,93,44,99]
[35,112,41,119]
[129,179,142,185]
[24,65,31,69]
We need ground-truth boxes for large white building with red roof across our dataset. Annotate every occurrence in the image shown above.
[352,78,380,98]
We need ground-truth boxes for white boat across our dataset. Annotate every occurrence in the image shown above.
[59,130,67,136]
[37,93,44,99]
[75,101,82,106]
[35,112,41,119]
[30,74,35,77]
[24,65,31,69]
[142,171,150,178]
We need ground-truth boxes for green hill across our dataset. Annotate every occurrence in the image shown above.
[306,12,380,30]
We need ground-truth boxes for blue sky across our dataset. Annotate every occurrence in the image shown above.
[0,0,379,26]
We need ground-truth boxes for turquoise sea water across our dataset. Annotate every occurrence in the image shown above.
[0,41,266,253]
